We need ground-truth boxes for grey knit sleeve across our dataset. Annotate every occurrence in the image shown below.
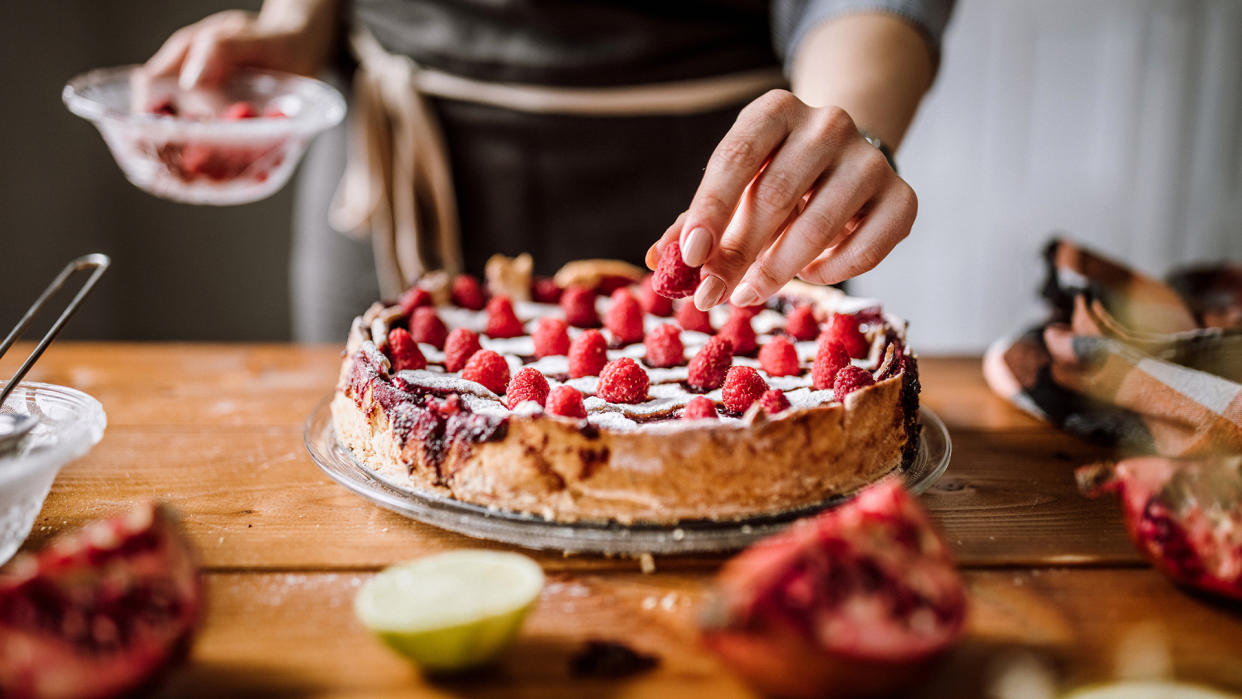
[771,0,956,75]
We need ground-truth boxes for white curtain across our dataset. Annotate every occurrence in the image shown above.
[852,0,1242,353]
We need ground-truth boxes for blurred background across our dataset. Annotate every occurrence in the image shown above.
[2,0,1239,351]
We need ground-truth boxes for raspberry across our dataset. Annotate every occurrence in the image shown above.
[758,337,800,377]
[149,98,178,116]
[385,327,426,372]
[505,367,550,409]
[568,329,608,378]
[682,396,719,420]
[721,366,769,414]
[451,274,486,310]
[485,294,524,338]
[833,365,876,398]
[545,385,587,419]
[730,302,764,319]
[785,305,820,341]
[759,388,791,414]
[675,300,713,334]
[596,357,650,404]
[443,328,482,372]
[531,277,563,304]
[687,335,733,391]
[561,284,600,328]
[461,349,510,395]
[532,317,570,358]
[399,286,432,316]
[604,288,644,345]
[639,275,674,317]
[812,339,851,390]
[717,309,758,356]
[652,242,700,299]
[409,307,448,349]
[644,323,684,368]
[223,101,257,119]
[824,313,869,359]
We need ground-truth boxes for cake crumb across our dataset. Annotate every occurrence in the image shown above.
[641,596,658,610]
[639,553,655,574]
[659,592,678,611]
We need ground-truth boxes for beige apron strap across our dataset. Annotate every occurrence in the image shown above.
[330,31,462,298]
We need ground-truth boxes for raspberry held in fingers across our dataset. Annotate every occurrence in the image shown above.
[653,242,700,299]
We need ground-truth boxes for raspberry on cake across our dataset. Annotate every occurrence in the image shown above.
[561,285,600,328]
[545,385,587,419]
[451,274,487,310]
[683,395,719,420]
[533,317,571,358]
[385,328,426,372]
[332,257,920,525]
[462,349,510,394]
[531,276,563,304]
[569,329,609,378]
[639,275,674,317]
[758,337,799,377]
[812,339,851,390]
[759,389,791,414]
[444,328,482,373]
[718,310,758,356]
[410,307,448,349]
[644,323,685,368]
[604,288,644,345]
[675,300,714,334]
[399,287,432,316]
[485,295,524,338]
[506,367,550,410]
[688,335,734,391]
[652,242,700,299]
[597,358,650,404]
[834,365,876,397]
[824,312,870,359]
[722,366,768,414]
[785,304,819,341]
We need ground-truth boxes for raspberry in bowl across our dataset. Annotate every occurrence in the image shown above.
[62,66,345,205]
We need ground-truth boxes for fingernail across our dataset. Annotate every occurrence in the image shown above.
[179,60,204,91]
[682,227,711,267]
[731,282,761,308]
[694,275,726,311]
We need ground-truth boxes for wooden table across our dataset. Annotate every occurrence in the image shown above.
[7,344,1242,697]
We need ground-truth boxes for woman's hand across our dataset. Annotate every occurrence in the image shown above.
[647,89,917,311]
[142,0,338,89]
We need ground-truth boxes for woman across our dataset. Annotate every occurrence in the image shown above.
[145,0,952,341]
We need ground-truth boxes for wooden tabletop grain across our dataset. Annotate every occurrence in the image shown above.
[5,344,1241,698]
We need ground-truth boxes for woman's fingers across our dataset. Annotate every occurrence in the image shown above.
[679,90,796,268]
[144,26,197,78]
[702,108,861,307]
[797,180,918,286]
[731,142,892,305]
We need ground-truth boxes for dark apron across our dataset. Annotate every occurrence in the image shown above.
[291,0,782,340]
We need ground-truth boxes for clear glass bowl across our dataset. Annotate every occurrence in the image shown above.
[0,382,106,565]
[63,65,345,205]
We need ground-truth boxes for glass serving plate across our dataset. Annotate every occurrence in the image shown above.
[0,382,107,565]
[304,399,950,555]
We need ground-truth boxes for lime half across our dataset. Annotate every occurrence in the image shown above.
[1064,681,1240,699]
[355,550,545,673]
